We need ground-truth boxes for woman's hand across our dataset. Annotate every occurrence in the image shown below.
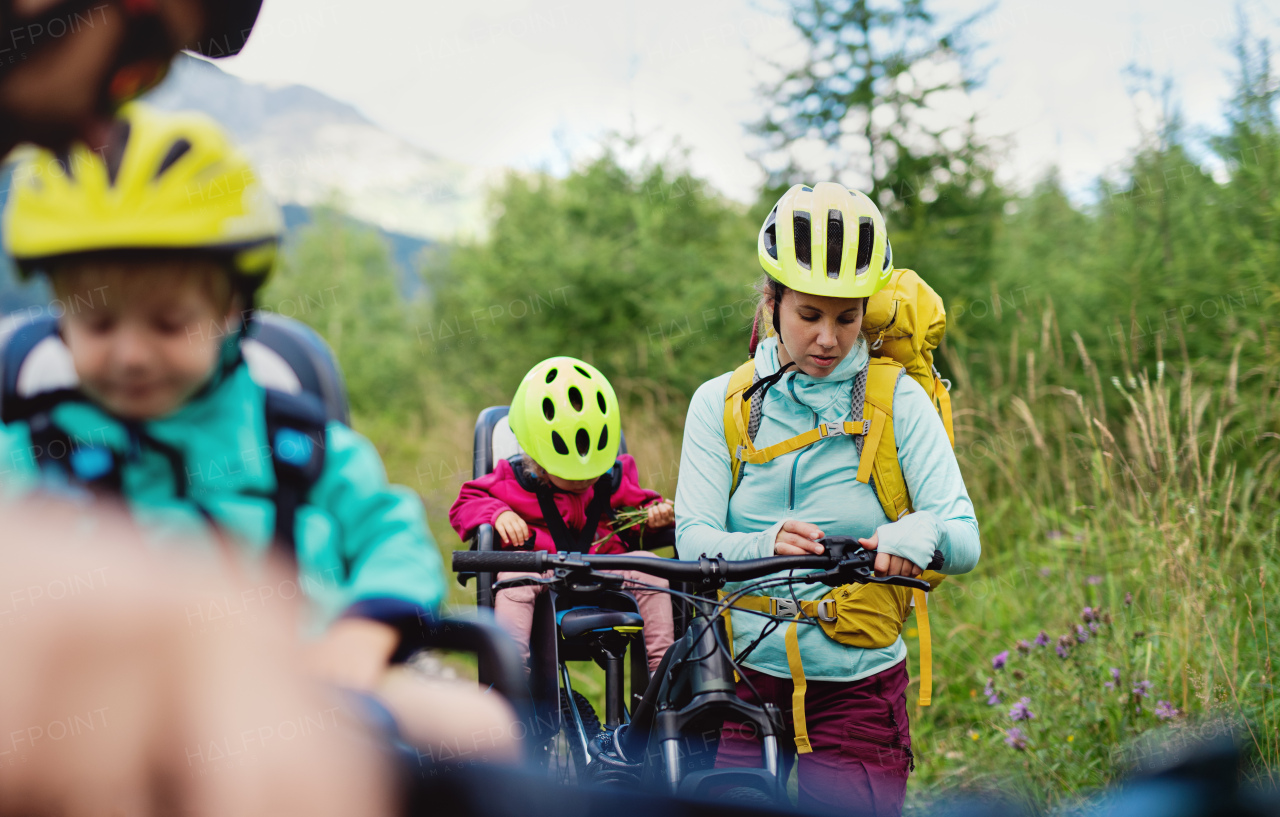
[646,501,675,528]
[493,510,530,547]
[773,520,826,555]
[857,532,922,579]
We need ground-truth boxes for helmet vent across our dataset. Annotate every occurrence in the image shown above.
[764,222,778,259]
[53,150,74,180]
[793,211,812,270]
[596,391,607,413]
[575,428,591,457]
[574,365,590,378]
[882,238,893,272]
[825,209,844,279]
[102,120,131,186]
[597,425,609,451]
[542,398,556,421]
[568,386,584,412]
[155,138,192,179]
[855,217,873,274]
[763,206,779,260]
[551,432,569,456]
[545,367,558,383]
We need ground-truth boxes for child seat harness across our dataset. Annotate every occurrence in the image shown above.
[720,267,955,754]
[511,455,622,553]
[0,316,330,560]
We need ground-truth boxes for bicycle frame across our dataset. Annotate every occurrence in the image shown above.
[627,594,786,798]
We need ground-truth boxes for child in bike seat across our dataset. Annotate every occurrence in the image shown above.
[449,356,675,675]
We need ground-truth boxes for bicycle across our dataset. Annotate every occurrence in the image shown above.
[454,536,940,802]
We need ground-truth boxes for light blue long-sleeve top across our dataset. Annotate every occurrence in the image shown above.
[675,335,980,682]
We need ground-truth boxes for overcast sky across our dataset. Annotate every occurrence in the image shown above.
[220,0,1279,203]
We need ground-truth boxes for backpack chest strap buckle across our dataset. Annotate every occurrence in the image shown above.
[819,420,870,438]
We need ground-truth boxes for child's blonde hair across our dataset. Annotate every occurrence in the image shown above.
[49,252,236,316]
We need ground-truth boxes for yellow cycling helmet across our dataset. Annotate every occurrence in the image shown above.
[508,357,621,481]
[758,182,893,299]
[3,102,282,288]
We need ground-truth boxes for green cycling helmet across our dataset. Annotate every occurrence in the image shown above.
[509,357,621,481]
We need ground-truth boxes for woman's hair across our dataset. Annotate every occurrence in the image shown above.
[753,274,789,340]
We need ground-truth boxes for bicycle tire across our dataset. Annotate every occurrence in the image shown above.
[560,688,601,778]
[720,786,783,806]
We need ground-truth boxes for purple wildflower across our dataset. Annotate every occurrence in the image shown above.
[1124,592,1133,606]
[1039,567,1052,577]
[1087,575,1103,585]
[1056,634,1073,658]
[1009,697,1036,722]
[1081,607,1098,623]
[1075,624,1090,643]
[984,678,1001,706]
[992,650,1009,671]
[1132,680,1153,699]
[1105,667,1121,690]
[1056,644,1069,658]
[1016,639,1032,654]
[1154,700,1178,720]
[1004,727,1028,750]
[1047,530,1063,540]
[1034,631,1050,647]
[1089,621,1100,633]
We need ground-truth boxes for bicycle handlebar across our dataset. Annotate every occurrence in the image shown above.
[451,536,943,591]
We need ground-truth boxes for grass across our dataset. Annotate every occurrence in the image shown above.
[360,314,1279,812]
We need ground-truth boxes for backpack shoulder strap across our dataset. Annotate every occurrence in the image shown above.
[262,388,328,560]
[857,358,911,521]
[723,360,756,495]
[2,316,78,424]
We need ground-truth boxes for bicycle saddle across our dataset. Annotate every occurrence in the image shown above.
[558,607,645,639]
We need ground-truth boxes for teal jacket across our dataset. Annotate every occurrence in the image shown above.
[0,360,445,639]
[675,336,980,682]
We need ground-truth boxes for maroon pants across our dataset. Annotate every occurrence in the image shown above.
[715,660,913,816]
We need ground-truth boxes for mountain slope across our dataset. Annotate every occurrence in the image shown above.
[143,54,486,242]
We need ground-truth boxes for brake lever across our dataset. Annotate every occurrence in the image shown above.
[491,576,560,591]
[861,573,932,592]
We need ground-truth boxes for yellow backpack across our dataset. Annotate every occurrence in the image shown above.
[721,269,954,753]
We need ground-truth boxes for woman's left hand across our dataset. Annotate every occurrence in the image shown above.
[646,501,675,528]
[857,532,922,579]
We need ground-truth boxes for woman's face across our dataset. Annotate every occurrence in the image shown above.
[770,289,865,377]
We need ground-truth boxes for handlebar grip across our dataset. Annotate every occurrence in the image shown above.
[452,550,544,573]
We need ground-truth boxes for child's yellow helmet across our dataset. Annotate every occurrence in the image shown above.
[758,182,892,298]
[3,102,282,288]
[508,357,621,481]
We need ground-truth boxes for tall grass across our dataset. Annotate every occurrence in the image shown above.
[908,316,1280,810]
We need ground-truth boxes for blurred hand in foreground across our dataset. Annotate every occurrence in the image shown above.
[0,500,395,817]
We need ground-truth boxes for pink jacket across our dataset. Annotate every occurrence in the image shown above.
[449,455,666,554]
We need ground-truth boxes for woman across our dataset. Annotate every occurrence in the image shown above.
[675,182,980,815]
